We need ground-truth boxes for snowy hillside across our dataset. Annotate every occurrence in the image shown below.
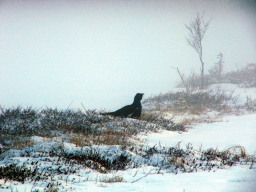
[0,84,256,192]
[143,113,256,154]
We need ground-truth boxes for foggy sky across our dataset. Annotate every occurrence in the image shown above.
[0,0,255,110]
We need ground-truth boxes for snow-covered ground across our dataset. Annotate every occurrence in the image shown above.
[1,83,256,192]
[78,84,256,191]
[130,84,256,192]
[5,163,256,192]
[142,113,256,154]
[1,112,255,192]
[84,166,256,192]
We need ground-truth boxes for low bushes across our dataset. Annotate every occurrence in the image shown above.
[0,106,185,154]
[1,143,254,183]
[143,91,235,113]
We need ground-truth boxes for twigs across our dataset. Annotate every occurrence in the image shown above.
[131,169,154,183]
[177,67,189,92]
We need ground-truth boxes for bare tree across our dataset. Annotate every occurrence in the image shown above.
[185,13,211,89]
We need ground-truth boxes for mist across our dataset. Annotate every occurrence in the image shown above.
[0,0,255,110]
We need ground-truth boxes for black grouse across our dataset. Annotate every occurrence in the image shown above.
[101,93,144,118]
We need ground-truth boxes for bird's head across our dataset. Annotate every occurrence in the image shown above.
[134,93,144,101]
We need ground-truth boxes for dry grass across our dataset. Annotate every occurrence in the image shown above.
[139,112,161,122]
[178,117,197,126]
[143,91,237,115]
[70,133,91,146]
[100,175,124,183]
[0,135,36,154]
[45,182,60,192]
[70,130,133,147]
[0,106,183,153]
[226,146,247,158]
[12,139,36,150]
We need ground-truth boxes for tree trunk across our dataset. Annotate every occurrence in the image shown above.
[201,64,204,89]
[199,47,204,89]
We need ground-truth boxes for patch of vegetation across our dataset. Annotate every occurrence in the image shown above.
[0,106,39,135]
[0,106,185,154]
[143,91,234,113]
[0,107,110,137]
[177,63,256,91]
[140,112,186,131]
[0,103,253,187]
[244,96,256,112]
[224,63,256,88]
[133,144,255,173]
[62,147,131,173]
[0,142,255,185]
[0,164,44,183]
[100,175,124,183]
[70,130,133,147]
[44,182,60,192]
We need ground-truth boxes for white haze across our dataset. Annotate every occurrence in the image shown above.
[0,0,255,110]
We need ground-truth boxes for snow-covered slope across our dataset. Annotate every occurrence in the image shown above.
[84,166,256,192]
[142,113,256,154]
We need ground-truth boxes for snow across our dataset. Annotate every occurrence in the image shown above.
[142,113,256,154]
[2,166,256,192]
[83,166,256,192]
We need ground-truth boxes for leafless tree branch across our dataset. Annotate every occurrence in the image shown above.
[185,12,211,89]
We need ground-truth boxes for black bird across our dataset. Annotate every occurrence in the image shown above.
[101,93,144,118]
